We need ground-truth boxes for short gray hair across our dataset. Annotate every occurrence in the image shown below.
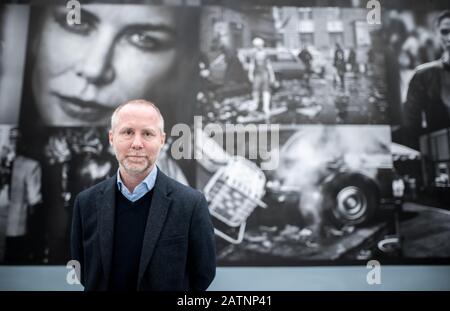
[110,99,165,133]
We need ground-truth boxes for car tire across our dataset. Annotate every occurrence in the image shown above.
[321,172,379,227]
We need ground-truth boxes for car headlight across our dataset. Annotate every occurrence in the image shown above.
[392,178,405,198]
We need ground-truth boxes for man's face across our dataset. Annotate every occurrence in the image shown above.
[32,5,178,126]
[109,104,166,177]
[438,17,450,53]
[8,129,19,153]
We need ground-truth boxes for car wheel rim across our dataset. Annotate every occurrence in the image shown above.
[335,186,367,222]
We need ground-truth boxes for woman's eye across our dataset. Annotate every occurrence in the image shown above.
[127,32,160,51]
[126,30,174,52]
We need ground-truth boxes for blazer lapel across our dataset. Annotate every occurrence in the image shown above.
[97,175,116,286]
[137,170,172,288]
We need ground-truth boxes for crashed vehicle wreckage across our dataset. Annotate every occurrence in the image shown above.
[195,125,405,261]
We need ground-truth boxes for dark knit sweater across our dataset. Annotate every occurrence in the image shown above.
[108,188,154,290]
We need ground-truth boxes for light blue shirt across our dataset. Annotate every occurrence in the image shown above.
[116,166,158,202]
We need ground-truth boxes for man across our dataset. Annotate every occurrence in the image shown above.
[298,45,313,89]
[1,128,42,263]
[333,43,346,91]
[70,99,216,291]
[347,48,357,74]
[403,10,450,149]
[248,37,276,116]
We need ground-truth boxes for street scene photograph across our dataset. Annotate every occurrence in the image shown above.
[197,6,390,125]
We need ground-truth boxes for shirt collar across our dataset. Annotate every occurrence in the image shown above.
[116,165,158,194]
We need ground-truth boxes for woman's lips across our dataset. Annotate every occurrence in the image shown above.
[53,93,112,123]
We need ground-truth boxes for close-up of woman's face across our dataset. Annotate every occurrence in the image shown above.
[32,5,179,126]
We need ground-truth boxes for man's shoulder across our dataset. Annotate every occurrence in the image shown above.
[76,176,114,202]
[414,60,444,75]
[163,173,204,202]
[14,155,39,168]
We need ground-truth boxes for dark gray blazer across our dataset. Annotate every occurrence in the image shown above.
[70,169,216,291]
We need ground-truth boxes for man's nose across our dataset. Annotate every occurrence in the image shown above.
[75,29,116,85]
[131,134,144,149]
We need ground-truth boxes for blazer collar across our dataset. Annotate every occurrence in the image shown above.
[97,168,173,289]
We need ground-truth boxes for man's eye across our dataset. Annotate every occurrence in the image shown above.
[53,10,94,35]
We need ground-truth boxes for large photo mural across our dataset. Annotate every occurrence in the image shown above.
[0,0,449,265]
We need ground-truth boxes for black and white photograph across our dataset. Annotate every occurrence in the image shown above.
[381,8,450,259]
[382,8,449,132]
[0,125,14,263]
[197,6,389,125]
[196,125,404,264]
[18,3,200,185]
[0,5,29,124]
[0,125,42,264]
[0,0,449,269]
[19,3,199,128]
[0,3,201,264]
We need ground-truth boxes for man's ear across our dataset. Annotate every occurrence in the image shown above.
[108,130,113,146]
[161,132,166,146]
